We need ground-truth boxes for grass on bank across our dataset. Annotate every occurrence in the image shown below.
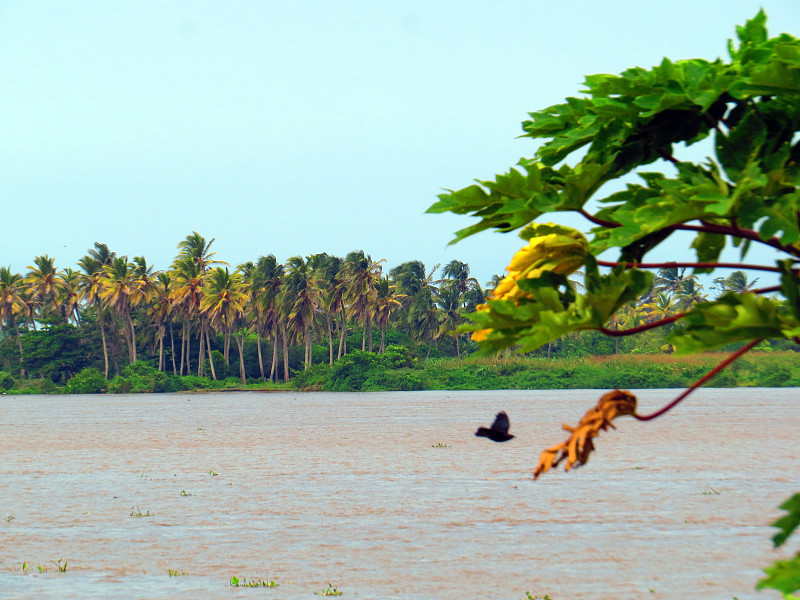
[1,348,799,395]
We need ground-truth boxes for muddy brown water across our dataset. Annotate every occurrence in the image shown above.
[0,388,797,599]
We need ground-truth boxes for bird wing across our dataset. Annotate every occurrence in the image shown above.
[491,411,510,434]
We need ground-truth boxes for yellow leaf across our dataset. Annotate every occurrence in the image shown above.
[534,389,637,479]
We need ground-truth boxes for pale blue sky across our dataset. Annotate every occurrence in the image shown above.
[1,1,798,286]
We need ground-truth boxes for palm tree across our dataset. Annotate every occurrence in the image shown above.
[251,255,286,381]
[150,272,178,373]
[78,255,111,378]
[58,268,83,325]
[87,242,116,267]
[675,278,707,310]
[309,253,344,364]
[171,257,207,377]
[438,260,480,356]
[373,276,403,353]
[99,257,141,364]
[653,267,699,299]
[284,256,318,369]
[392,260,440,346]
[641,292,678,322]
[25,255,63,325]
[176,231,225,273]
[0,267,29,377]
[441,260,479,296]
[436,283,465,356]
[202,267,247,383]
[712,271,760,296]
[408,299,443,358]
[485,274,503,297]
[344,250,384,352]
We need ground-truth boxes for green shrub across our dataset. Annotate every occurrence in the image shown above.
[65,368,107,394]
[362,369,424,391]
[379,345,418,369]
[204,351,228,379]
[291,362,334,391]
[0,371,16,391]
[107,376,133,394]
[325,351,381,391]
[179,375,212,389]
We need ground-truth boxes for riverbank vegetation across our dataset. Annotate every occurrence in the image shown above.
[1,232,797,395]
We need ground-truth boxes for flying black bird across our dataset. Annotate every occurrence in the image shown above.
[475,411,514,442]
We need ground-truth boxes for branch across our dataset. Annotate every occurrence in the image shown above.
[656,148,680,165]
[598,313,685,337]
[579,209,620,229]
[597,260,784,273]
[752,285,781,295]
[633,338,762,421]
[673,222,800,258]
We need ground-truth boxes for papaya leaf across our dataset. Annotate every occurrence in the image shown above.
[757,552,800,596]
[668,293,800,354]
[772,493,800,548]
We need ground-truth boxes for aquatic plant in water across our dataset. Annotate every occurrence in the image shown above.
[315,583,344,596]
[230,576,279,588]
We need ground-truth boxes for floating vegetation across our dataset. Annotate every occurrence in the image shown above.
[315,583,343,596]
[208,470,218,476]
[431,443,450,448]
[130,505,155,517]
[230,576,279,588]
[180,490,193,497]
[169,569,187,577]
[699,486,721,496]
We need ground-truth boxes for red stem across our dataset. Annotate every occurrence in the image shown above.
[751,285,781,295]
[579,209,621,228]
[598,314,685,337]
[596,260,784,273]
[633,338,762,421]
[656,148,680,165]
[674,223,800,258]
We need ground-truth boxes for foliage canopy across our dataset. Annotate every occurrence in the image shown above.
[430,12,800,596]
[429,9,800,357]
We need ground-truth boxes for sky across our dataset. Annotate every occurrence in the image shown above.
[1,1,799,288]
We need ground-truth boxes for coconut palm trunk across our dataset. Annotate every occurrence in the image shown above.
[236,331,246,384]
[338,307,347,358]
[257,332,265,380]
[169,322,177,375]
[197,325,205,377]
[280,322,289,381]
[204,322,217,380]
[270,333,278,381]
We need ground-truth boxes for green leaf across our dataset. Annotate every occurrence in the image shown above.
[668,293,800,354]
[757,551,800,595]
[772,493,800,548]
[690,231,726,272]
[715,110,766,180]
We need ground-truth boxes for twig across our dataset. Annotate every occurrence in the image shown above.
[656,148,680,165]
[598,314,685,337]
[633,338,762,421]
[596,260,784,273]
[673,222,800,258]
[579,209,621,228]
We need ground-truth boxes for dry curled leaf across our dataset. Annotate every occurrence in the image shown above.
[534,389,637,479]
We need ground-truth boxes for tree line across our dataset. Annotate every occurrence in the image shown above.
[0,232,489,383]
[0,232,770,384]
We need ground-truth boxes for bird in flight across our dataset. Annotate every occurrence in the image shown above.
[475,411,514,442]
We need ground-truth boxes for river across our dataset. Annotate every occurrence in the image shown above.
[0,388,797,599]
